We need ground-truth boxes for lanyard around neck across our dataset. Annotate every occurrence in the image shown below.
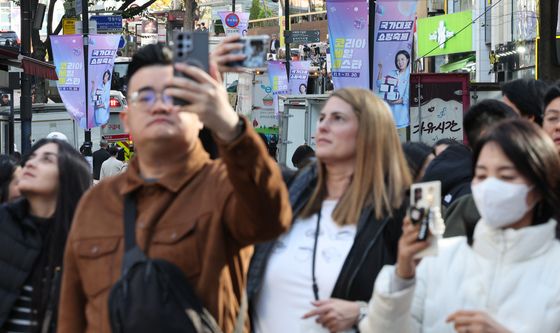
[311,207,321,301]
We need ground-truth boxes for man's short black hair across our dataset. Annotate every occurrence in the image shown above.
[501,79,549,125]
[125,44,173,88]
[463,99,518,148]
[544,83,560,110]
[108,146,119,156]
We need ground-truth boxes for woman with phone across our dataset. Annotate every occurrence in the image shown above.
[248,88,412,333]
[360,119,560,333]
[0,139,91,333]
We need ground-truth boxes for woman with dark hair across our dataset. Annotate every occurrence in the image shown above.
[0,139,91,333]
[0,154,22,203]
[401,142,434,182]
[249,88,411,333]
[376,50,411,128]
[360,119,560,333]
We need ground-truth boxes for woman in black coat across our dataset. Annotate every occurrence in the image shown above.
[248,88,411,333]
[0,139,91,333]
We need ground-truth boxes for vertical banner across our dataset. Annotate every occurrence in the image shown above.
[218,11,250,36]
[326,0,369,89]
[288,61,311,95]
[267,61,288,114]
[51,35,87,126]
[87,34,120,128]
[373,0,417,129]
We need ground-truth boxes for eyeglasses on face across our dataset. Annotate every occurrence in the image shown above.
[128,88,174,109]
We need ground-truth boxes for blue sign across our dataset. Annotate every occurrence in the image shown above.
[118,35,126,48]
[225,13,239,28]
[91,15,123,33]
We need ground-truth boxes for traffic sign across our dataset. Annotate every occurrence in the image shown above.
[285,30,321,44]
[225,13,240,28]
[90,15,123,33]
[63,18,77,35]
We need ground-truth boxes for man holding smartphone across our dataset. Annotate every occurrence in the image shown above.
[58,42,292,333]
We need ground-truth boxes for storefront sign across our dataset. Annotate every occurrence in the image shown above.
[288,61,311,95]
[417,11,473,57]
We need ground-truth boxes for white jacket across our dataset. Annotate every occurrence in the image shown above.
[359,219,560,333]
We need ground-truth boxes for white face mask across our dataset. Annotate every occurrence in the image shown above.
[471,177,534,229]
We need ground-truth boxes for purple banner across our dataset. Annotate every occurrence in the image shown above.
[218,11,250,36]
[87,35,120,129]
[267,61,288,114]
[373,0,417,128]
[327,0,369,89]
[51,35,86,126]
[288,61,311,95]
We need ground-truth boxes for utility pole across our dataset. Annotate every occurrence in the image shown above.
[284,0,290,81]
[20,0,32,154]
[232,0,236,12]
[82,0,93,163]
[537,0,560,80]
[368,0,375,90]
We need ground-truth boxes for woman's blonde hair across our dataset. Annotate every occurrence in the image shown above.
[301,88,412,224]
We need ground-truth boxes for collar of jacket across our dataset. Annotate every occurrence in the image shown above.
[473,219,558,263]
[5,198,39,231]
[119,140,210,196]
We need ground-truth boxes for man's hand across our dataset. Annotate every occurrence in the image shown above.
[302,299,360,333]
[446,310,512,333]
[168,61,240,142]
[210,35,246,73]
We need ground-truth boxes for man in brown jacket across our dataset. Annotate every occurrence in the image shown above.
[57,44,292,332]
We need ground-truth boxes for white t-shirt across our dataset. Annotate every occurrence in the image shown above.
[254,200,357,333]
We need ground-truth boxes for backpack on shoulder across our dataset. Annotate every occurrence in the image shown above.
[108,192,223,333]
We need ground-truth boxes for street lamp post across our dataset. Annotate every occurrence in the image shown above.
[20,0,32,154]
[82,0,93,163]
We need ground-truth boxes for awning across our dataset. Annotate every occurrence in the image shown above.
[439,55,476,73]
[0,46,58,80]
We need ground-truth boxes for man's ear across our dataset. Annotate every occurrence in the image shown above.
[120,106,130,133]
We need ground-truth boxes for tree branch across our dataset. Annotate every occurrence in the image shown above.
[121,0,158,18]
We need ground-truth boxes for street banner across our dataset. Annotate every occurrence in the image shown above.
[326,0,369,89]
[267,61,288,114]
[88,34,120,128]
[373,0,417,128]
[288,60,311,95]
[218,11,250,36]
[51,35,87,127]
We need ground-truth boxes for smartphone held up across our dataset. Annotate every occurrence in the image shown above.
[409,181,445,258]
[226,35,270,69]
[172,31,209,106]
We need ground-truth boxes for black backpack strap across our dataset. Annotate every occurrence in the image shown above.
[122,191,147,274]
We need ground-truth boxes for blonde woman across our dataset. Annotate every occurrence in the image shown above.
[248,88,412,333]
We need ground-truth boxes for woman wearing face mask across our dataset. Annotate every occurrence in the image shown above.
[248,88,411,333]
[0,139,91,333]
[360,119,560,333]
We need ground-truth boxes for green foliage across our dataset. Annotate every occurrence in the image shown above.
[249,0,273,20]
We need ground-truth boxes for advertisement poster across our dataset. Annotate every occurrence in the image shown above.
[373,0,417,128]
[218,11,250,36]
[326,0,369,89]
[88,34,120,128]
[288,61,311,95]
[416,11,472,57]
[51,35,87,127]
[268,61,288,115]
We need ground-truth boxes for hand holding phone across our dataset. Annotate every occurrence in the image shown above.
[172,31,209,105]
[409,181,444,258]
[225,35,270,69]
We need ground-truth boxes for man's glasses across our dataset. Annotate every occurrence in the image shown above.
[128,88,174,109]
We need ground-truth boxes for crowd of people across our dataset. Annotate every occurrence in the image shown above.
[0,37,559,333]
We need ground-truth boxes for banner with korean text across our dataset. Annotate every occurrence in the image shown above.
[51,35,87,127]
[87,34,120,128]
[267,61,288,114]
[373,0,417,128]
[326,0,369,89]
[218,11,250,36]
[288,61,311,95]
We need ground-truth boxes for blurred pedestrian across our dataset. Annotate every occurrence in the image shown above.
[501,78,549,125]
[445,100,519,236]
[57,43,291,333]
[0,155,22,203]
[543,84,560,154]
[248,88,411,333]
[99,145,124,180]
[291,144,315,169]
[360,119,560,333]
[92,139,110,181]
[433,138,457,156]
[0,139,91,333]
[402,142,434,182]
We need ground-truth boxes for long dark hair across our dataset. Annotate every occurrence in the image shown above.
[22,138,92,330]
[473,119,560,225]
[0,155,18,203]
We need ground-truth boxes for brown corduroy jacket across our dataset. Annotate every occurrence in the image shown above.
[57,122,292,333]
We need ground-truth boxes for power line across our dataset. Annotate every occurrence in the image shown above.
[418,0,505,59]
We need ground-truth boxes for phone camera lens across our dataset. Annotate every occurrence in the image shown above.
[177,34,183,40]
[177,51,184,58]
